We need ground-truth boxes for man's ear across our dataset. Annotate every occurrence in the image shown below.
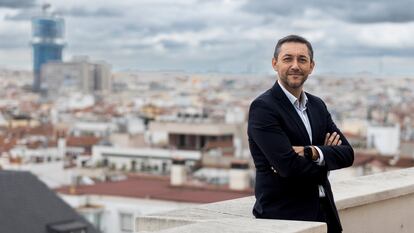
[272,57,277,71]
[309,60,315,74]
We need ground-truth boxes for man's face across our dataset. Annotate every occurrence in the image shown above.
[272,42,315,90]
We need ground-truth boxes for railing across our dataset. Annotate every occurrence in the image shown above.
[135,167,414,233]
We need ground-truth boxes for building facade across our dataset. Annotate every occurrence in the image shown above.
[31,5,65,92]
[41,57,112,96]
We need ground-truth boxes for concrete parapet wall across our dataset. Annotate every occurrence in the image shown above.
[137,216,326,233]
[137,216,197,232]
[136,167,414,233]
[334,167,414,233]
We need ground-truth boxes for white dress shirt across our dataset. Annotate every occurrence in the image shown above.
[278,80,326,197]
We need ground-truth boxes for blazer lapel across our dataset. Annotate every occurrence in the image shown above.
[305,97,320,145]
[271,82,311,145]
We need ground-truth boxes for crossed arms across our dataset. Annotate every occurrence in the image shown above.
[248,99,354,180]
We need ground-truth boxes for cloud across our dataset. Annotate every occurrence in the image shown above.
[241,0,414,23]
[4,8,37,21]
[0,34,29,49]
[56,7,122,18]
[1,0,414,75]
[0,0,35,9]
[159,39,189,50]
[4,4,123,21]
[0,13,30,48]
[339,1,414,23]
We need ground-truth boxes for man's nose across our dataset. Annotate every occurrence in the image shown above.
[290,60,299,70]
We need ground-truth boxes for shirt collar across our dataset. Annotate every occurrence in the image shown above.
[277,80,308,110]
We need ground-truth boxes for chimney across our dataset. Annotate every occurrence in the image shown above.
[170,158,186,186]
[229,160,250,191]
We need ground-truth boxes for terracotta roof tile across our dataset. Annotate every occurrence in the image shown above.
[56,175,252,203]
[66,136,101,147]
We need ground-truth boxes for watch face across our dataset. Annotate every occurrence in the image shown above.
[304,146,313,160]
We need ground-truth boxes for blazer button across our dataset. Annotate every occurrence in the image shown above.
[271,166,278,174]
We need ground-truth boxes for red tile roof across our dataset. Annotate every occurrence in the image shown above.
[28,124,54,136]
[66,136,101,147]
[354,151,414,168]
[56,174,252,203]
[0,136,17,152]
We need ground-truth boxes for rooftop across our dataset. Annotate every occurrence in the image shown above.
[56,174,252,203]
[0,170,99,233]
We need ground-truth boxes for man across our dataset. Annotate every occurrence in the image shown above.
[248,35,354,233]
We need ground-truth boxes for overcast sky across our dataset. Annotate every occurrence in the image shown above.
[1,0,414,75]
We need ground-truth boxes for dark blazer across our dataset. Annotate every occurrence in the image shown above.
[248,81,354,229]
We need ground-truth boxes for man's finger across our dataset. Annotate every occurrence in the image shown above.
[332,134,340,145]
[327,132,337,145]
[324,133,330,145]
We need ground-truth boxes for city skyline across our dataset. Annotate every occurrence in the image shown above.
[1,0,414,75]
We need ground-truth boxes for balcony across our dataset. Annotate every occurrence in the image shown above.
[135,167,414,233]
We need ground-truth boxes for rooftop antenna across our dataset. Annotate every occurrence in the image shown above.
[42,3,51,13]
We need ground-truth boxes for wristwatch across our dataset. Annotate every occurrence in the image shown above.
[304,146,314,161]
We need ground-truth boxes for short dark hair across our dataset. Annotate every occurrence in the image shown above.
[273,35,314,61]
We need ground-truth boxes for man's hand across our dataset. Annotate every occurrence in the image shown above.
[293,132,343,159]
[324,132,342,146]
[292,146,319,160]
[292,146,304,156]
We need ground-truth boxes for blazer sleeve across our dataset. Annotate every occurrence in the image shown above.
[248,99,326,181]
[317,102,354,171]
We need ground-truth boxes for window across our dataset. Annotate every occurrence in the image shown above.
[178,134,186,147]
[119,212,134,232]
[81,211,103,231]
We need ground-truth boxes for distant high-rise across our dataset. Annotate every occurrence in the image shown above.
[41,56,112,96]
[31,4,65,92]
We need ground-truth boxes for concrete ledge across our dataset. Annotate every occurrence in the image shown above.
[136,197,326,233]
[137,216,198,232]
[136,167,414,233]
[333,168,414,210]
[141,218,326,233]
